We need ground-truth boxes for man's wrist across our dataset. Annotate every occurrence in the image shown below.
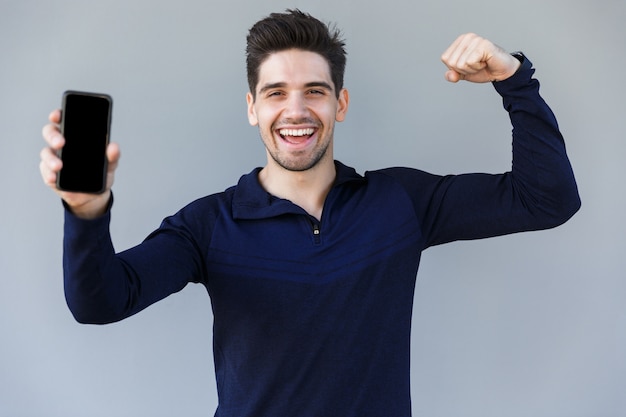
[493,52,532,83]
[63,191,113,220]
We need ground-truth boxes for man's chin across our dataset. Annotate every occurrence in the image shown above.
[272,154,326,172]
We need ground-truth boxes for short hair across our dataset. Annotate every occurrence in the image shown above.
[246,9,347,99]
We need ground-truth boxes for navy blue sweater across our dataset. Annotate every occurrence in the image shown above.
[63,57,580,417]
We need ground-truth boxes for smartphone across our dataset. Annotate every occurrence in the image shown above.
[57,91,112,193]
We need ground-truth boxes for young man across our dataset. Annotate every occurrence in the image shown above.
[40,9,580,417]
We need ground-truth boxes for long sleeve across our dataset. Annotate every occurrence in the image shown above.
[62,198,205,324]
[494,55,581,224]
[383,55,581,248]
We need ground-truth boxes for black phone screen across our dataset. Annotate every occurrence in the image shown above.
[57,91,112,193]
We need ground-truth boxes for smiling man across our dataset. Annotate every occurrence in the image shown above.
[40,9,580,417]
[247,49,349,219]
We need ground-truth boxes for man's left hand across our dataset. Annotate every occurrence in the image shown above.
[441,33,521,83]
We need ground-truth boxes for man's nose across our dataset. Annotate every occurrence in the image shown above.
[283,93,309,119]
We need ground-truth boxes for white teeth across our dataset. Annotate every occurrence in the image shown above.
[279,128,315,137]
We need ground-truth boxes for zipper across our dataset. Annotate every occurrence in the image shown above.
[311,221,321,245]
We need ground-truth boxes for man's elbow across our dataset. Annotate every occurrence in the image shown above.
[542,186,581,229]
[67,303,112,325]
[65,293,123,325]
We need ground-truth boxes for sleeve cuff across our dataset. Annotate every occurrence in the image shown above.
[492,53,536,94]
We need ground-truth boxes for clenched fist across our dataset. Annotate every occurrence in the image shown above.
[441,33,521,83]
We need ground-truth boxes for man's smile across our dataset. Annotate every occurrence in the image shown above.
[278,128,315,137]
[277,127,318,145]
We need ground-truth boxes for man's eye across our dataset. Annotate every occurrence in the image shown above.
[266,91,285,98]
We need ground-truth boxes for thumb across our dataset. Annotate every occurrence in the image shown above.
[445,70,463,83]
[105,142,121,175]
[106,142,121,164]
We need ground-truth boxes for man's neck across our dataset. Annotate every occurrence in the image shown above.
[258,158,336,221]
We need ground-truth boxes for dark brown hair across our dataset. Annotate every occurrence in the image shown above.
[246,9,347,99]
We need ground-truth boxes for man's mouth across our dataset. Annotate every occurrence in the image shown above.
[278,128,316,144]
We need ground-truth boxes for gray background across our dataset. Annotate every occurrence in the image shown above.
[1,0,624,416]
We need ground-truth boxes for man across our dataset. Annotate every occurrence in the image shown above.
[40,9,580,417]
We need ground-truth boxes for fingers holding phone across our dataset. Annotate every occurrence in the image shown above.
[40,112,64,187]
[40,92,121,219]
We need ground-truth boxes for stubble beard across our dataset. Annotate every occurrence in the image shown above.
[269,142,331,172]
[261,123,333,172]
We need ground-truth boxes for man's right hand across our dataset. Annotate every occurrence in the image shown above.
[40,109,121,219]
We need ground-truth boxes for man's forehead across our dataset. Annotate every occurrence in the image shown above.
[256,49,333,89]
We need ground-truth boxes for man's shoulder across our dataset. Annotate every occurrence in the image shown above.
[179,186,237,215]
[365,166,440,183]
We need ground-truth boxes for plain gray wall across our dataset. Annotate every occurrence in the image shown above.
[1,0,624,416]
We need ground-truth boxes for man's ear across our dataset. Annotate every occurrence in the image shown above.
[335,88,349,122]
[246,92,258,126]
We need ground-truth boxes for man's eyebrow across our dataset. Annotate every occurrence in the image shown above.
[258,82,287,95]
[304,81,333,91]
[258,81,334,94]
